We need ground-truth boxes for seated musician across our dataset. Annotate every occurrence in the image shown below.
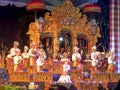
[52,53,59,62]
[36,52,47,72]
[63,61,71,72]
[90,46,99,60]
[107,50,116,73]
[83,54,92,69]
[22,46,29,68]
[13,49,23,72]
[84,54,91,62]
[28,42,38,66]
[91,55,99,74]
[60,52,70,62]
[58,48,65,60]
[7,41,20,65]
[72,46,82,68]
[10,41,20,57]
[57,71,72,83]
[97,52,105,72]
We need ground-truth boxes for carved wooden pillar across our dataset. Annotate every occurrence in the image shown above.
[53,32,59,53]
[72,34,78,52]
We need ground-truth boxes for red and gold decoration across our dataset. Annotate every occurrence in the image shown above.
[26,0,45,11]
[26,0,45,47]
[82,4,101,13]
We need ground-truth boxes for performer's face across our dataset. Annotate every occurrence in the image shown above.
[14,44,18,48]
[92,49,96,52]
[16,51,21,56]
[24,49,28,52]
[74,49,78,53]
[31,45,35,48]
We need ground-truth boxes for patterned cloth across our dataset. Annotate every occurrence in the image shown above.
[110,0,120,72]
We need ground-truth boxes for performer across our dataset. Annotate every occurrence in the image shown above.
[90,46,99,60]
[28,42,38,66]
[60,52,70,62]
[57,71,72,83]
[52,53,59,62]
[13,49,23,72]
[37,44,46,58]
[107,50,116,73]
[72,46,82,68]
[90,46,99,73]
[10,41,20,57]
[63,61,71,72]
[84,54,92,69]
[36,52,47,72]
[84,54,91,62]
[22,46,29,68]
[58,48,65,59]
[91,55,99,74]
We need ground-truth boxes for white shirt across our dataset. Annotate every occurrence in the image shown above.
[53,58,59,62]
[10,47,20,56]
[84,59,91,62]
[72,53,81,61]
[91,59,99,66]
[108,56,115,64]
[60,58,70,62]
[63,64,70,72]
[91,51,99,60]
[28,48,37,57]
[22,52,29,59]
[57,75,72,83]
[36,56,46,66]
[13,55,22,64]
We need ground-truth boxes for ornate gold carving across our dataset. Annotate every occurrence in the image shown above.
[42,0,101,53]
[35,72,52,82]
[26,0,101,53]
[9,72,30,82]
[27,22,40,48]
[52,62,63,74]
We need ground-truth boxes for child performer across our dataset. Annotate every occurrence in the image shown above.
[13,49,23,72]
[36,52,46,72]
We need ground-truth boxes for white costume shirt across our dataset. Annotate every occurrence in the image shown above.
[108,56,115,64]
[91,58,99,66]
[57,75,72,83]
[72,53,81,61]
[28,48,37,57]
[60,58,70,62]
[63,64,70,72]
[13,56,22,64]
[84,59,91,62]
[53,58,59,62]
[91,51,99,60]
[22,52,29,59]
[36,55,46,66]
[10,47,20,56]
